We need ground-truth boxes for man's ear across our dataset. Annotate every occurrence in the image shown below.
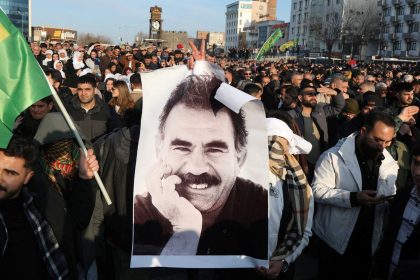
[360,126,366,136]
[24,170,34,185]
[297,95,303,103]
[236,148,247,169]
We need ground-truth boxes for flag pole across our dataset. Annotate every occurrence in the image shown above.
[48,85,112,206]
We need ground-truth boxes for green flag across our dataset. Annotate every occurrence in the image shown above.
[256,29,283,61]
[0,9,52,148]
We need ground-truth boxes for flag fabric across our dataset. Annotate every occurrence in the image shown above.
[255,29,283,61]
[0,9,51,148]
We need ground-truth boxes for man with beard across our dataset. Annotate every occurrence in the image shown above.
[312,110,399,280]
[132,75,268,258]
[288,82,345,182]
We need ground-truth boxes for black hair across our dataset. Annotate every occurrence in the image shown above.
[393,82,414,95]
[412,143,420,158]
[159,75,248,152]
[130,73,142,85]
[285,85,300,100]
[363,110,396,132]
[77,74,97,88]
[1,137,39,169]
[243,83,262,96]
[45,69,63,85]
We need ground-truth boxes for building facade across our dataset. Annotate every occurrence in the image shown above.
[379,0,419,58]
[0,0,31,40]
[290,0,383,59]
[225,0,269,49]
[160,31,189,50]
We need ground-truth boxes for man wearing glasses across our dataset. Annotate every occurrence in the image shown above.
[287,78,345,182]
[312,110,398,280]
[237,68,253,90]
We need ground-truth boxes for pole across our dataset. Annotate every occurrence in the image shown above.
[45,80,112,205]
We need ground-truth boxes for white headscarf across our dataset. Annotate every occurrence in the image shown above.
[58,49,69,63]
[53,60,66,79]
[72,51,85,70]
[266,118,312,155]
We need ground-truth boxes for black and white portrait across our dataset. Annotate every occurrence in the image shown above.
[131,65,268,268]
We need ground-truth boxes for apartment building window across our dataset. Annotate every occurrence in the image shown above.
[335,13,339,21]
[293,15,296,22]
[305,0,309,8]
[291,27,295,34]
[396,23,403,33]
[384,24,390,33]
[393,41,401,50]
[384,8,391,16]
[299,1,302,10]
[294,2,297,10]
[326,14,329,22]
[303,26,307,35]
[327,0,331,6]
[408,41,417,51]
[397,6,405,16]
[336,0,340,4]
[415,4,420,14]
[298,14,302,23]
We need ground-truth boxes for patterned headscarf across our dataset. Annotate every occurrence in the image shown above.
[40,139,80,194]
[268,135,312,261]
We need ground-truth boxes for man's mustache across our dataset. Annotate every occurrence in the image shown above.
[176,173,221,187]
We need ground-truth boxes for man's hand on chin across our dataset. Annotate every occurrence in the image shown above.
[146,161,202,233]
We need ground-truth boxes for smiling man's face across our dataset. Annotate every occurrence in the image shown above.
[156,104,245,213]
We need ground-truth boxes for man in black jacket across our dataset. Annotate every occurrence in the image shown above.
[0,136,99,279]
[373,144,420,280]
[65,74,120,142]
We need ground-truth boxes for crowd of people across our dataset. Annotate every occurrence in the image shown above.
[0,38,419,280]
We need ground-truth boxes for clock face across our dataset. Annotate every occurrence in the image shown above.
[152,21,160,30]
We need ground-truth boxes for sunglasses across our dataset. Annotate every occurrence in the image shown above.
[302,91,317,96]
[244,73,252,75]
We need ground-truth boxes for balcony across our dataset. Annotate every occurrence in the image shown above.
[392,0,401,6]
[407,0,416,6]
[390,16,398,24]
[388,33,398,41]
[403,33,412,40]
[404,14,414,22]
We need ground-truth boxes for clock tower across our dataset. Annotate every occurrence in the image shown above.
[149,6,162,40]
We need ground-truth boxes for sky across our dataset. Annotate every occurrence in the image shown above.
[32,0,291,44]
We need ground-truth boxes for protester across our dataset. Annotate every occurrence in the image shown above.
[312,110,399,280]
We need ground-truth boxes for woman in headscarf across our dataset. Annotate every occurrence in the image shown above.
[54,60,66,80]
[85,49,101,78]
[58,49,69,64]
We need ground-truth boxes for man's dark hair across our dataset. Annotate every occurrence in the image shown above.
[77,74,97,88]
[1,137,39,169]
[130,73,142,85]
[39,96,53,104]
[45,69,63,85]
[412,143,420,158]
[243,83,262,96]
[393,82,414,95]
[285,86,300,101]
[159,75,248,152]
[363,110,396,132]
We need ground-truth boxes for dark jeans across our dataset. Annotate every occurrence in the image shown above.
[317,237,372,280]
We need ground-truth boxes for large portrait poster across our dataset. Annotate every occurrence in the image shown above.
[131,64,269,268]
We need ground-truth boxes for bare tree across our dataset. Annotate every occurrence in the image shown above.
[310,12,342,58]
[78,33,112,46]
[133,31,148,46]
[341,1,381,56]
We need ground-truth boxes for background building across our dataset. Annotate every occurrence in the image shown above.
[32,26,77,43]
[160,30,189,50]
[0,0,31,40]
[289,0,383,59]
[197,31,225,49]
[379,0,419,58]
[225,0,269,49]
